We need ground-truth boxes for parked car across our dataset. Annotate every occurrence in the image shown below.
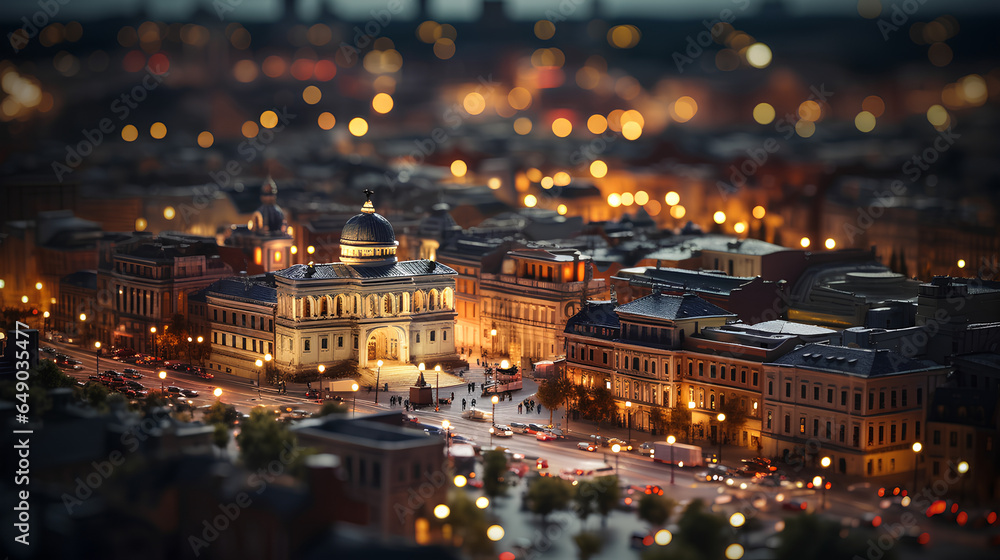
[122,368,142,379]
[535,458,549,469]
[305,389,321,399]
[535,431,557,442]
[606,438,632,451]
[166,386,183,394]
[509,422,530,434]
[578,441,598,452]
[636,442,655,456]
[179,388,199,398]
[542,429,566,440]
[781,499,808,512]
[492,424,514,437]
[527,423,550,434]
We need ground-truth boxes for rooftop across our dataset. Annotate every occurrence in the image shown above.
[615,292,737,321]
[770,343,943,377]
[205,275,277,304]
[274,260,456,281]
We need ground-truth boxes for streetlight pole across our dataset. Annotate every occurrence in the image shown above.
[716,413,726,465]
[435,365,441,412]
[150,327,157,359]
[158,370,166,396]
[667,435,676,485]
[626,401,632,445]
[94,341,101,375]
[612,443,621,474]
[819,456,831,510]
[255,359,263,400]
[187,336,193,364]
[491,394,499,439]
[957,460,969,503]
[912,442,922,492]
[374,359,383,404]
[688,401,696,444]
[352,383,359,417]
[42,311,49,339]
[214,387,223,403]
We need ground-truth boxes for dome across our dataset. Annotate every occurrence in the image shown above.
[339,191,398,267]
[341,211,395,243]
[253,204,287,234]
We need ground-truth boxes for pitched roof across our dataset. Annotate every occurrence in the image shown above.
[274,259,456,281]
[615,292,736,321]
[565,301,620,333]
[205,275,277,304]
[770,343,943,377]
[60,270,97,290]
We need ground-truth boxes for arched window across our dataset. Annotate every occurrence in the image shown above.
[429,289,439,311]
[319,296,329,316]
[710,392,716,410]
[368,295,378,317]
[442,287,454,310]
[335,296,344,317]
[303,297,312,318]
[414,291,425,312]
[383,294,394,315]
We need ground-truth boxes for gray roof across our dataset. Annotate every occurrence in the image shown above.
[616,266,754,296]
[275,259,456,280]
[205,276,277,304]
[748,320,837,336]
[565,301,620,333]
[770,343,943,377]
[615,292,737,321]
[60,270,97,290]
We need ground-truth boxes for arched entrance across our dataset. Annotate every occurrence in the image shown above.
[364,326,408,366]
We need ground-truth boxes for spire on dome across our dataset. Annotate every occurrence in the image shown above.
[361,188,375,214]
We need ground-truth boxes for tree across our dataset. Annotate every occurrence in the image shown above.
[576,385,616,433]
[204,400,240,426]
[591,475,620,526]
[80,381,109,411]
[663,406,693,444]
[525,475,572,521]
[719,397,747,445]
[446,491,493,557]
[535,376,576,426]
[573,481,596,523]
[637,493,675,527]
[323,360,360,380]
[774,514,890,560]
[236,407,297,472]
[675,499,726,560]
[32,360,76,390]
[573,532,604,560]
[648,407,668,437]
[314,402,347,417]
[213,423,230,450]
[482,449,508,498]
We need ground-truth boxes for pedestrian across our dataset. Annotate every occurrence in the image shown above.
[472,398,476,408]
[451,392,455,402]
[477,358,480,366]
[538,404,543,414]
[462,398,467,411]
[518,403,522,414]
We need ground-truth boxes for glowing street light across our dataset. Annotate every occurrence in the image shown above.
[611,443,621,473]
[433,504,450,519]
[486,524,504,541]
[654,529,672,546]
[491,394,499,445]
[158,370,166,395]
[351,382,359,417]
[476,496,490,509]
[375,359,384,404]
[453,474,467,487]
[94,341,102,376]
[912,441,922,491]
[214,387,223,401]
[730,512,746,528]
[717,413,726,464]
[688,400,696,443]
[667,434,676,484]
[625,400,632,445]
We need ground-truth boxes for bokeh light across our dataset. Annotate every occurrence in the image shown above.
[665,192,680,206]
[241,120,259,138]
[752,205,766,219]
[608,193,622,207]
[451,160,468,177]
[713,211,727,224]
[149,122,166,139]
[523,194,537,207]
[855,111,876,133]
[197,131,214,148]
[121,124,138,142]
[587,114,608,134]
[590,160,608,178]
[260,111,278,129]
[464,92,486,115]
[753,103,775,125]
[552,117,572,137]
[670,205,686,219]
[349,117,368,136]
[372,92,394,114]
[303,85,322,104]
[513,117,532,135]
[317,112,336,130]
[800,237,811,248]
[746,43,772,68]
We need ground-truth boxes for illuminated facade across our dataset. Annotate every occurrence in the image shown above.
[225,176,294,273]
[205,275,277,379]
[272,193,457,375]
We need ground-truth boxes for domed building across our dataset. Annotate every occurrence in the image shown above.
[271,191,458,376]
[225,176,294,273]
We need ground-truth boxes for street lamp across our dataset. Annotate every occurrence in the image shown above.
[150,326,157,358]
[94,341,101,375]
[911,442,922,492]
[351,382,359,417]
[158,370,166,395]
[442,419,451,454]
[667,435,676,485]
[42,311,49,338]
[625,401,632,445]
[491,394,499,438]
[435,365,442,412]
[214,387,223,402]
[187,336,193,364]
[489,425,495,447]
[818,455,831,510]
[688,401,696,443]
[716,413,726,464]
[957,460,969,502]
[611,443,621,474]
[375,359,384,404]
[255,359,264,400]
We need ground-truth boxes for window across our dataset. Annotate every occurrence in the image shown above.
[902,389,908,407]
[785,383,791,398]
[221,333,226,345]
[839,424,845,443]
[879,392,885,409]
[633,357,640,370]
[603,352,608,364]
[902,422,907,441]
[966,433,973,449]
[253,340,257,352]
[891,390,897,408]
[242,314,247,327]
[949,431,958,447]
[251,316,256,329]
[854,426,860,447]
[652,361,656,374]
[303,339,310,352]
[868,426,874,446]
[213,309,218,321]
[766,411,772,429]
[826,421,831,439]
[932,461,940,476]
[841,390,847,406]
[338,336,343,348]
[801,385,807,399]
[768,381,773,395]
[878,425,884,444]
[644,360,649,373]
[813,386,819,400]
[373,462,381,488]
[321,337,328,350]
[242,337,246,350]
[710,364,716,378]
[890,424,897,443]
[784,415,790,433]
[589,349,594,361]
[213,332,218,343]
[854,393,862,411]
[699,363,704,376]
[799,417,806,434]
[868,393,874,411]
[813,418,819,436]
[359,459,366,485]
[443,330,448,341]
[571,346,576,359]
[429,330,435,342]
[752,371,758,386]
[269,319,273,332]
[741,370,747,384]
[827,388,833,403]
[222,311,227,323]
[416,333,421,343]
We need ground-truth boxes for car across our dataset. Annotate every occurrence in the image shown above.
[305,389,321,399]
[535,431,557,442]
[68,358,82,365]
[542,428,566,440]
[527,423,550,434]
[166,386,183,394]
[535,458,549,469]
[637,442,655,456]
[169,362,191,371]
[509,422,530,434]
[191,367,213,379]
[492,424,514,437]
[179,388,199,398]
[122,368,142,379]
[781,499,808,512]
[71,364,83,370]
[578,441,598,452]
[606,438,632,451]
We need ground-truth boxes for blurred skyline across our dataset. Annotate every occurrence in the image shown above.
[2,0,1000,23]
